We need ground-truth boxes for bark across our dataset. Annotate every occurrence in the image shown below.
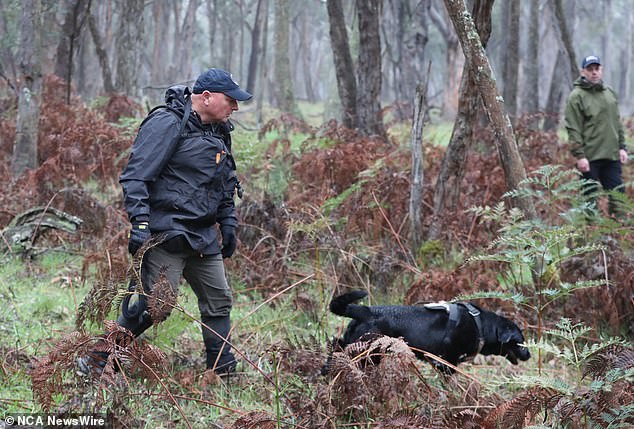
[382,1,429,122]
[430,1,462,119]
[543,0,576,131]
[542,52,567,132]
[297,9,316,102]
[246,0,266,94]
[501,0,520,119]
[522,0,539,118]
[114,0,145,96]
[553,0,577,82]
[618,7,633,100]
[409,79,428,250]
[54,0,92,103]
[326,0,357,129]
[177,0,199,80]
[206,0,218,69]
[600,0,612,84]
[87,11,114,93]
[356,0,385,138]
[13,0,43,176]
[236,0,245,79]
[443,0,535,219]
[0,2,18,85]
[256,0,270,126]
[150,0,170,86]
[273,0,301,117]
[428,0,494,241]
[75,19,92,96]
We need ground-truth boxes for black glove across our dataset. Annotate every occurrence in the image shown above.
[128,221,151,255]
[221,226,236,259]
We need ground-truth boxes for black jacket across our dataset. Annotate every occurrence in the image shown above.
[120,87,238,254]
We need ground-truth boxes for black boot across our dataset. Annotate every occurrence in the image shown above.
[202,315,237,374]
[77,291,152,378]
[116,291,153,337]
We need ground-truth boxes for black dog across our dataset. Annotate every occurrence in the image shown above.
[328,290,530,372]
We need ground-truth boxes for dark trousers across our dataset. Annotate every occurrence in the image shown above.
[118,238,235,369]
[582,159,624,215]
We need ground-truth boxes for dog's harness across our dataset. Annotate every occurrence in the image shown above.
[423,301,485,361]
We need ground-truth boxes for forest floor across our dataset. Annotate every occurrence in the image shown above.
[0,76,632,428]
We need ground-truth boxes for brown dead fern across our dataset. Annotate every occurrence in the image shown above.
[147,266,178,324]
[323,335,434,419]
[374,413,434,429]
[76,277,121,330]
[482,386,563,429]
[30,331,95,411]
[583,343,634,379]
[230,411,278,429]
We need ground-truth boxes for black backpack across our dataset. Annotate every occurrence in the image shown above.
[140,86,243,198]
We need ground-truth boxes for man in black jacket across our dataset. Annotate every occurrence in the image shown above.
[82,69,251,376]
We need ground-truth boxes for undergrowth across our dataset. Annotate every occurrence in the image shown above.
[0,76,633,428]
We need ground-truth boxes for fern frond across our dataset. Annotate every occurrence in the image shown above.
[76,278,121,329]
[230,411,277,429]
[147,266,178,324]
[456,290,529,306]
[583,343,634,379]
[374,413,433,428]
[483,386,563,429]
[30,331,94,410]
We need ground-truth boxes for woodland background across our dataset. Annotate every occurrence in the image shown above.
[0,0,633,428]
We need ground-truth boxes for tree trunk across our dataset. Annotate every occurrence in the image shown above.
[177,0,198,81]
[600,0,612,84]
[12,0,43,176]
[114,0,145,96]
[256,0,270,127]
[382,1,429,122]
[409,80,427,250]
[553,0,577,82]
[273,0,301,118]
[150,0,170,87]
[0,2,18,85]
[430,1,463,120]
[356,0,385,138]
[443,0,535,219]
[542,52,567,132]
[87,11,114,94]
[618,7,632,101]
[428,0,494,241]
[54,0,92,103]
[543,0,576,132]
[298,10,316,102]
[501,0,520,119]
[522,0,539,120]
[246,0,266,95]
[326,0,357,129]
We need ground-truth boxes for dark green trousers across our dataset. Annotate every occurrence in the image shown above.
[117,239,235,371]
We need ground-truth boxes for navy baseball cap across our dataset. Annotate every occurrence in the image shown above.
[192,68,253,101]
[581,55,601,69]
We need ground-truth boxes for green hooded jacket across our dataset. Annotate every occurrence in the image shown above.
[564,76,625,161]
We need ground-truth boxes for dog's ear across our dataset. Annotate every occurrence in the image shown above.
[498,325,522,344]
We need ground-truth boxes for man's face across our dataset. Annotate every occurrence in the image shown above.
[581,63,603,84]
[206,92,239,123]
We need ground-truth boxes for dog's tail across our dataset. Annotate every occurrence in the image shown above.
[329,290,372,321]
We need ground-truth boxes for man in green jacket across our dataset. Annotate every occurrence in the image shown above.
[564,54,628,215]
